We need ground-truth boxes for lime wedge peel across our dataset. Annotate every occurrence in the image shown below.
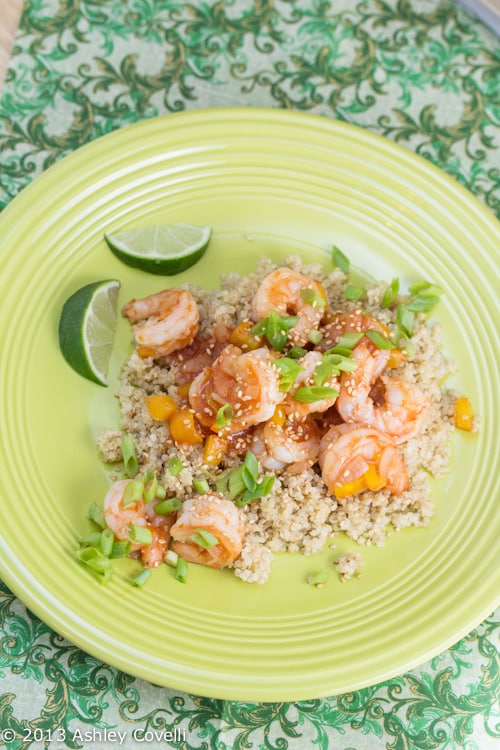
[104,222,212,275]
[58,280,121,386]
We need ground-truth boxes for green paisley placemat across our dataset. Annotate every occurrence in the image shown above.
[0,1,499,748]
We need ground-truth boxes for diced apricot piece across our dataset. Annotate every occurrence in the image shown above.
[454,396,474,431]
[334,476,367,499]
[363,463,386,492]
[229,321,261,351]
[203,435,228,466]
[169,408,204,445]
[145,394,177,421]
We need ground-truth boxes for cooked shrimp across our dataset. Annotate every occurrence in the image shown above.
[337,342,429,443]
[170,493,245,568]
[319,423,409,497]
[189,344,285,432]
[122,288,199,358]
[252,267,327,346]
[103,479,172,568]
[284,351,339,418]
[319,309,389,351]
[252,414,321,471]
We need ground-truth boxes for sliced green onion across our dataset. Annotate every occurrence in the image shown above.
[228,466,247,499]
[76,547,112,581]
[307,329,323,345]
[313,359,340,387]
[364,330,396,350]
[188,529,219,549]
[215,403,233,429]
[168,456,183,476]
[86,503,106,530]
[325,345,354,359]
[408,281,443,297]
[128,524,153,545]
[79,532,102,547]
[193,477,210,494]
[382,277,399,308]
[122,479,144,508]
[153,497,182,515]
[300,288,326,308]
[334,332,363,350]
[406,295,441,313]
[155,484,167,500]
[244,451,259,482]
[142,468,155,484]
[164,549,179,567]
[342,284,365,301]
[100,528,115,557]
[131,568,152,587]
[307,570,329,587]
[332,245,350,274]
[399,334,416,360]
[143,473,158,503]
[293,385,339,403]
[323,353,358,372]
[235,475,276,506]
[121,435,139,478]
[396,304,415,338]
[175,557,188,583]
[251,310,299,352]
[287,346,308,359]
[274,357,304,392]
[110,540,131,559]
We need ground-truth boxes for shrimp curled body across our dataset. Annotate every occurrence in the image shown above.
[252,267,327,346]
[337,342,429,443]
[319,423,409,497]
[170,493,245,568]
[122,288,200,358]
[189,344,285,432]
[103,479,173,568]
[252,415,321,472]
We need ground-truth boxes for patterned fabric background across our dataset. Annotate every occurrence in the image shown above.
[0,1,499,749]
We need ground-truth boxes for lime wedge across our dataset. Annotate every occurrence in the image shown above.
[58,280,121,386]
[104,222,211,275]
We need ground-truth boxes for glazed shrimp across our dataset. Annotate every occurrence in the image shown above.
[318,423,409,497]
[319,309,389,351]
[284,351,339,418]
[170,493,245,568]
[337,342,429,443]
[103,479,172,568]
[252,267,327,346]
[189,344,285,432]
[122,288,199,358]
[252,414,321,472]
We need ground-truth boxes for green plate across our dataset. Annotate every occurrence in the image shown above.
[0,109,498,701]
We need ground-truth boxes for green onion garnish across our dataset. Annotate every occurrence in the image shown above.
[122,479,144,508]
[307,329,323,345]
[334,332,363,350]
[287,346,308,359]
[86,503,106,530]
[274,357,304,392]
[323,353,358,372]
[251,310,299,352]
[229,451,275,505]
[100,528,114,557]
[234,475,275,506]
[168,456,183,476]
[313,359,339,387]
[408,281,443,297]
[153,497,182,515]
[332,245,350,274]
[300,288,326,308]
[406,295,441,313]
[76,547,112,582]
[79,532,102,547]
[143,473,158,503]
[364,330,396,350]
[110,540,131,559]
[229,466,247,499]
[215,403,233,429]
[188,529,219,549]
[121,435,139,478]
[175,557,188,583]
[307,570,329,587]
[131,568,152,587]
[155,484,167,500]
[382,277,399,308]
[293,385,339,403]
[396,304,414,338]
[193,477,210,494]
[342,284,365,301]
[128,524,153,545]
[165,549,179,568]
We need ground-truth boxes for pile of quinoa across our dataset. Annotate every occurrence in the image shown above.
[99,255,460,584]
